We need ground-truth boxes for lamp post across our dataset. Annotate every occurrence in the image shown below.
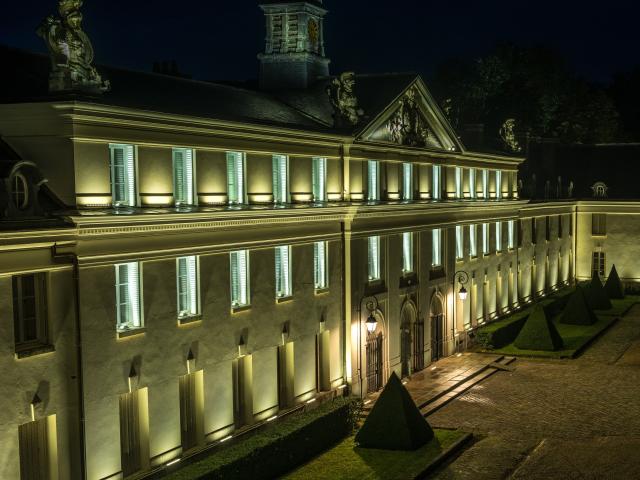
[452,270,469,354]
[357,294,379,398]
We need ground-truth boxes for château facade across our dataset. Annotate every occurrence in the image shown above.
[0,1,630,479]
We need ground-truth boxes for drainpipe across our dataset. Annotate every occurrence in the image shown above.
[51,244,86,480]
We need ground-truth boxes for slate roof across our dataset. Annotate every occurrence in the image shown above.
[0,44,421,137]
[522,143,640,200]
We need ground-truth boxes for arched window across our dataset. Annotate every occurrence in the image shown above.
[11,173,28,209]
[591,182,608,198]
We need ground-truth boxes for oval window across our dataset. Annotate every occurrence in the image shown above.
[11,173,28,210]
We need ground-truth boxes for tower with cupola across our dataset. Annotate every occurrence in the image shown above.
[258,0,330,90]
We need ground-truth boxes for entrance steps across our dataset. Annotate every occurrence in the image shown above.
[359,355,516,419]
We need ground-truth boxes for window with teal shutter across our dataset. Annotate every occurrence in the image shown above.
[402,163,413,201]
[109,144,136,207]
[508,220,515,249]
[496,222,502,252]
[275,245,292,298]
[115,262,142,331]
[432,165,441,200]
[177,256,199,319]
[482,169,489,199]
[226,152,246,205]
[456,225,464,259]
[402,232,414,273]
[469,168,476,199]
[272,155,289,204]
[469,224,477,258]
[496,170,503,199]
[482,223,490,254]
[312,157,327,202]
[173,148,195,206]
[367,161,379,201]
[432,229,442,266]
[230,250,250,308]
[455,167,462,198]
[314,241,328,289]
[368,236,380,281]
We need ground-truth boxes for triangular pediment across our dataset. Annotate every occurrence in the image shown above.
[358,77,464,152]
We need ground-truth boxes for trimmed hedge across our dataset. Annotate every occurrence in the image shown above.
[586,272,612,310]
[559,286,598,325]
[166,397,360,480]
[355,372,433,450]
[514,304,564,351]
[605,265,625,299]
[476,287,574,349]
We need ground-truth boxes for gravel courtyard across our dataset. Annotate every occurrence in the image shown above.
[429,304,640,479]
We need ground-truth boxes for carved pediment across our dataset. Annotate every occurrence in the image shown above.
[359,80,462,152]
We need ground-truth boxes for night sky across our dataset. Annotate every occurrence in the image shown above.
[1,0,638,84]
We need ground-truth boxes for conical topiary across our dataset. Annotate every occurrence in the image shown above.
[586,271,612,310]
[514,304,564,351]
[355,371,434,450]
[605,265,625,299]
[559,286,598,325]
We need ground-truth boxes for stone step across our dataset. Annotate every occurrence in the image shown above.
[421,356,516,417]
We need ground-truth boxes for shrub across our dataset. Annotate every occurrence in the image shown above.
[605,265,625,299]
[559,286,598,325]
[514,304,564,351]
[355,372,433,450]
[476,311,529,349]
[167,397,359,480]
[586,272,612,310]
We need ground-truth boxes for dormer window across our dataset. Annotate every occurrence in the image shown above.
[591,182,608,198]
[11,173,28,210]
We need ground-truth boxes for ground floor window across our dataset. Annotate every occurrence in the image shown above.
[592,251,605,278]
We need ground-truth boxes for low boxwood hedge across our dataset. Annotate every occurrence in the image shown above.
[166,397,360,480]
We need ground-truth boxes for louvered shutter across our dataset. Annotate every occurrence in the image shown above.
[275,247,283,296]
[173,149,185,205]
[177,258,188,317]
[312,157,327,202]
[368,236,379,280]
[469,168,476,198]
[367,161,379,201]
[110,146,126,205]
[185,149,194,205]
[403,163,413,200]
[125,145,136,206]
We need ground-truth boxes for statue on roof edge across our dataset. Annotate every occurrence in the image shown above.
[499,118,522,153]
[327,72,363,127]
[37,0,110,94]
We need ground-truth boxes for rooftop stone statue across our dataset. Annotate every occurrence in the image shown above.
[37,0,110,94]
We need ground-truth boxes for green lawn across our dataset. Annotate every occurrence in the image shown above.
[489,297,639,359]
[282,429,467,480]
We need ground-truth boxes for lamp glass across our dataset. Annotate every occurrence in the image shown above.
[365,313,377,333]
[458,286,468,301]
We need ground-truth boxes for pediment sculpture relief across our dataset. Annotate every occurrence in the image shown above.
[327,71,364,127]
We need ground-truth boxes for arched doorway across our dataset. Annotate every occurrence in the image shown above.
[400,300,422,377]
[366,310,385,394]
[430,293,445,361]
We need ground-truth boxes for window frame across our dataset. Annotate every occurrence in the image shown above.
[109,144,137,208]
[455,166,462,198]
[469,168,476,199]
[368,236,381,282]
[469,224,478,258]
[226,151,247,205]
[455,225,464,260]
[591,251,606,278]
[275,245,293,299]
[496,221,502,252]
[432,228,442,267]
[508,220,515,250]
[482,169,489,199]
[272,154,289,205]
[402,232,415,274]
[312,157,327,202]
[592,213,607,236]
[12,273,48,352]
[367,160,380,202]
[115,262,143,332]
[172,148,196,206]
[432,165,441,200]
[314,241,329,290]
[230,250,250,309]
[496,170,502,199]
[482,223,490,255]
[402,163,414,201]
[176,255,200,321]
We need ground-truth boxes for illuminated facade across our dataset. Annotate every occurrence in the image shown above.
[0,1,614,479]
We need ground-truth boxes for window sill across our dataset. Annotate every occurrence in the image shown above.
[231,304,251,314]
[314,288,330,295]
[429,267,445,281]
[276,296,294,304]
[15,344,55,359]
[178,314,202,326]
[592,234,607,238]
[117,328,146,340]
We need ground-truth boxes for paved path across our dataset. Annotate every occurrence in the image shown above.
[365,352,503,410]
[429,304,640,479]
